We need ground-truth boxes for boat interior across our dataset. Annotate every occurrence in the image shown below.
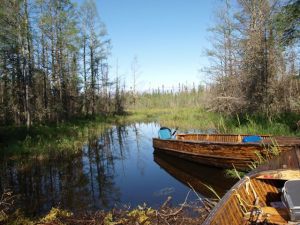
[208,170,300,225]
[205,148,300,225]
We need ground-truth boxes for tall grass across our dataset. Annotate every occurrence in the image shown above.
[124,107,219,131]
[129,91,300,136]
[0,117,112,157]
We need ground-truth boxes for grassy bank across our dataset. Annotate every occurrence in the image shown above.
[0,116,117,157]
[124,106,300,136]
[1,106,299,158]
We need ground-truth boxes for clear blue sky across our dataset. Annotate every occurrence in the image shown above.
[77,0,216,91]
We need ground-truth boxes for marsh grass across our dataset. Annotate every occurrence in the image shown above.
[125,107,220,131]
[0,117,112,157]
[225,168,246,179]
[226,114,300,136]
[226,138,282,178]
[251,138,281,170]
[131,90,300,135]
[125,105,300,137]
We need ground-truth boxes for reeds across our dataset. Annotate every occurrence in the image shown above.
[0,117,111,157]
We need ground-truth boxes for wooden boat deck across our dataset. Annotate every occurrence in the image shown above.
[203,148,300,225]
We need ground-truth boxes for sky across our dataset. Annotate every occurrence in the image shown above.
[77,0,216,91]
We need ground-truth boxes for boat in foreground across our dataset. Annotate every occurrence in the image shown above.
[153,130,300,170]
[203,147,300,225]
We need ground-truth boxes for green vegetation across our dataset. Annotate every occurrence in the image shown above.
[0,117,114,157]
[1,89,299,158]
[217,114,300,136]
[0,0,299,224]
[3,91,298,157]
[124,107,218,130]
[123,88,300,136]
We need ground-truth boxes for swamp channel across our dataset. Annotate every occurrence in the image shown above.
[0,122,236,217]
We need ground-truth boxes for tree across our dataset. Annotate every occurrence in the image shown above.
[205,0,299,117]
[131,56,141,106]
[275,0,300,46]
[0,0,119,126]
[203,0,243,114]
[0,0,34,127]
[79,0,111,116]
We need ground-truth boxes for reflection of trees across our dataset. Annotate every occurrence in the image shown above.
[132,124,146,175]
[85,129,121,209]
[0,153,91,216]
[0,125,129,215]
[0,124,151,216]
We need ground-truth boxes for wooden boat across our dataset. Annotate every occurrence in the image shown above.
[203,147,300,225]
[153,133,300,170]
[154,151,236,198]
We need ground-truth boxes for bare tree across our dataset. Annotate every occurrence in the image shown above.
[131,56,141,106]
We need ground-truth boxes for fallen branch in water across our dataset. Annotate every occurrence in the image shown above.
[161,196,172,209]
[158,189,191,217]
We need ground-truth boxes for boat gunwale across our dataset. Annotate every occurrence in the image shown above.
[175,133,271,137]
[152,137,297,147]
[202,168,298,225]
[203,148,300,225]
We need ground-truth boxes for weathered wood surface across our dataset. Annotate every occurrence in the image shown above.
[176,133,270,143]
[176,134,300,145]
[153,134,300,170]
[203,148,300,225]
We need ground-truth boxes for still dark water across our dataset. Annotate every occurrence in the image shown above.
[0,123,236,216]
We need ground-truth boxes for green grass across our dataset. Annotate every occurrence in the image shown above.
[124,105,300,136]
[222,114,300,136]
[0,116,114,157]
[1,96,300,158]
[123,107,220,131]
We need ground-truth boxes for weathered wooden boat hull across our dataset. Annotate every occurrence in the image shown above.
[153,134,300,170]
[203,148,300,225]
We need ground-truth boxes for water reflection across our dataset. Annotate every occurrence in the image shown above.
[153,151,237,198]
[0,123,235,216]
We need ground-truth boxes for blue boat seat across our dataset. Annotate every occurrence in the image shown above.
[158,127,172,139]
[242,135,262,143]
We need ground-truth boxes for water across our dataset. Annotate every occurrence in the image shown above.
[0,123,236,216]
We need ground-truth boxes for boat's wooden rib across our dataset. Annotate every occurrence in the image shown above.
[153,133,300,170]
[203,148,300,225]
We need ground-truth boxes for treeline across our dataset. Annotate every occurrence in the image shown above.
[1,0,299,128]
[204,0,300,117]
[0,0,125,127]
